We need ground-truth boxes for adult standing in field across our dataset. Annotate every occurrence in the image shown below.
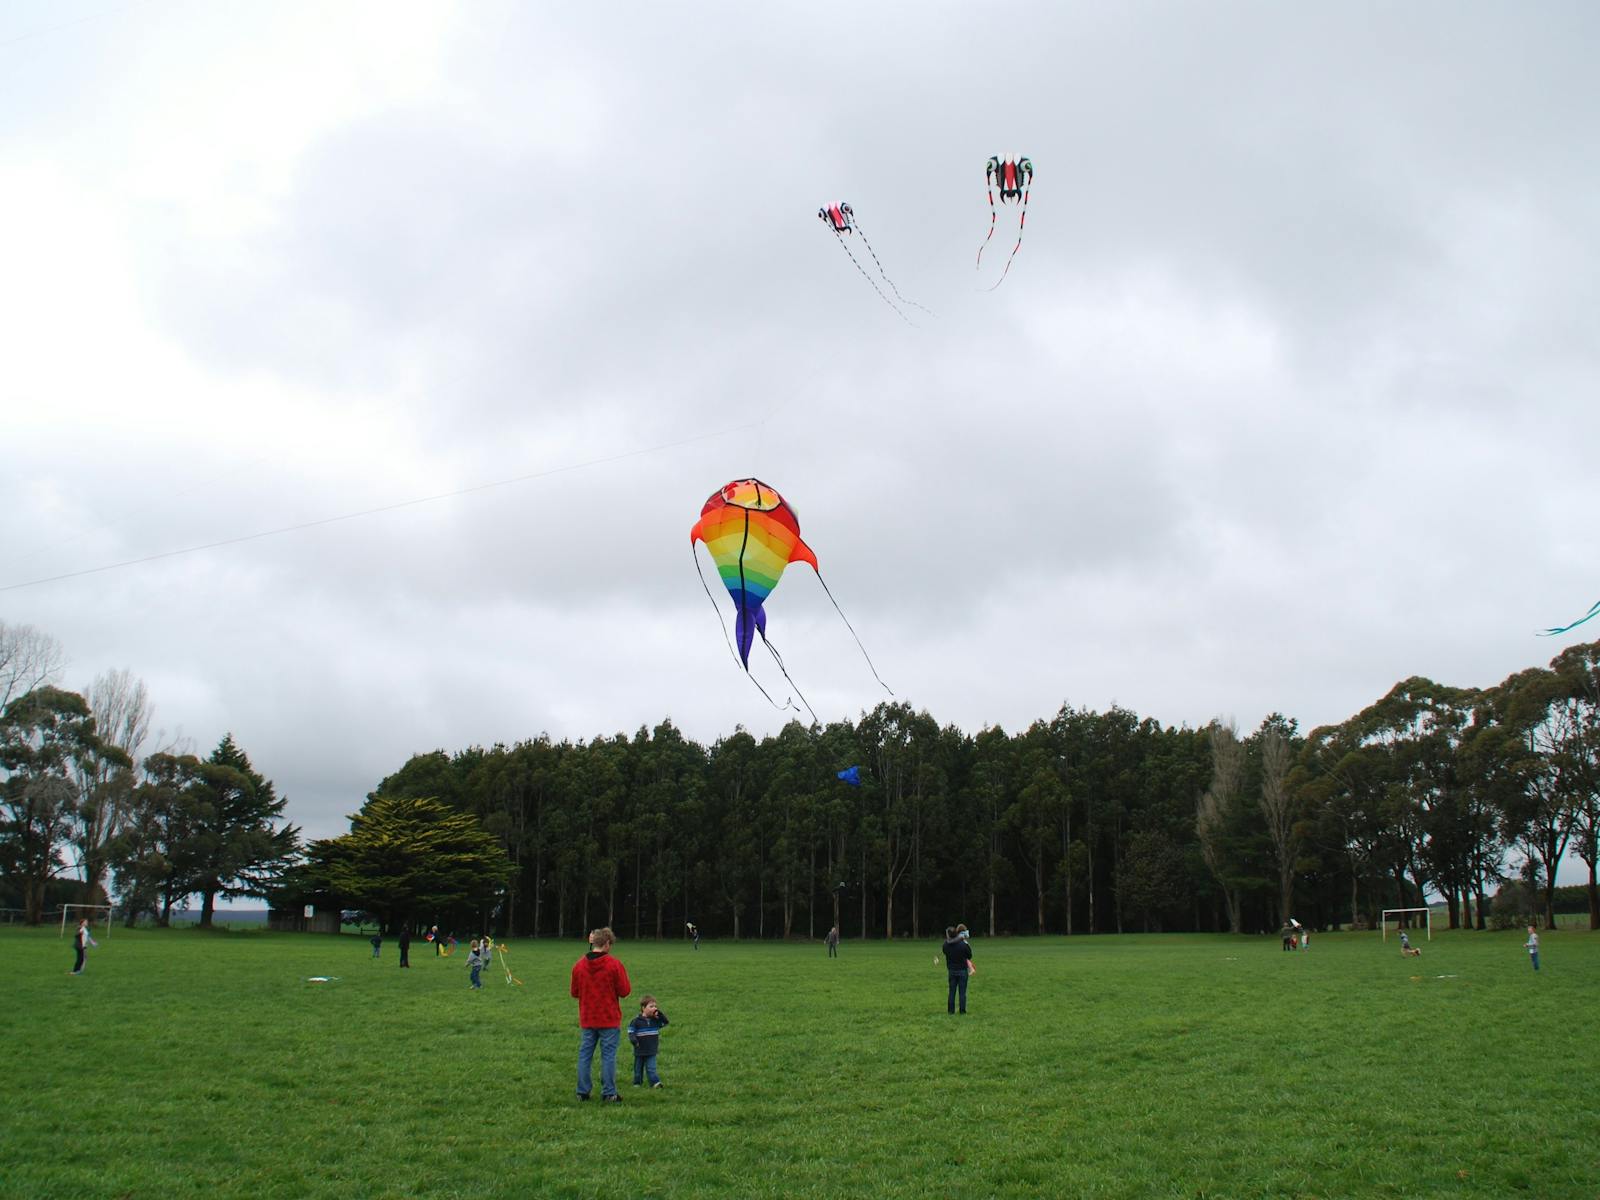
[370,931,382,959]
[572,927,632,1103]
[398,927,411,968]
[69,918,95,975]
[1525,926,1540,972]
[941,925,974,1014]
[432,925,442,956]
[826,925,839,957]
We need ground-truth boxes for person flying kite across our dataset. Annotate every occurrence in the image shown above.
[818,202,931,325]
[978,155,1033,288]
[691,478,889,720]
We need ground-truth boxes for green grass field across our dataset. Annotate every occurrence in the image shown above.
[5,927,1596,1199]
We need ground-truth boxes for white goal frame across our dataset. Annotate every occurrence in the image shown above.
[1380,907,1431,941]
[60,903,113,939]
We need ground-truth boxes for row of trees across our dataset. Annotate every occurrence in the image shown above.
[6,613,1598,939]
[279,641,1600,939]
[0,621,298,926]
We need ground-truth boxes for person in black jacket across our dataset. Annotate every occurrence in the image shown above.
[398,928,411,968]
[941,925,974,1014]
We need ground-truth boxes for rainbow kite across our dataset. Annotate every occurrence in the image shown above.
[691,478,889,717]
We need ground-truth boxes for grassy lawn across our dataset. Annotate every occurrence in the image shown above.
[5,926,1596,1199]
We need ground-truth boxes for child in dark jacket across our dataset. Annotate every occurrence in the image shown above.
[628,995,670,1088]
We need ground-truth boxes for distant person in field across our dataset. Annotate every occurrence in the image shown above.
[1525,926,1540,972]
[942,924,974,1014]
[628,994,670,1088]
[825,925,840,957]
[70,918,96,975]
[686,922,700,950]
[398,927,411,968]
[1399,931,1421,957]
[571,927,632,1103]
[467,938,486,990]
[370,932,382,959]
[431,925,442,956]
[1300,927,1310,952]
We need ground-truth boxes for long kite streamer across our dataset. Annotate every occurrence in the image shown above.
[1539,600,1600,637]
[495,942,523,986]
[818,202,927,325]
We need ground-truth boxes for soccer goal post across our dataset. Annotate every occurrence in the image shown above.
[1380,907,1432,941]
[60,903,113,939]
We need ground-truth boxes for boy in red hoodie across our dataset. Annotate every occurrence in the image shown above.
[571,926,632,1103]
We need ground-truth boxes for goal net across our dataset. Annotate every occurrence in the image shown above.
[1380,907,1432,941]
[60,903,113,939]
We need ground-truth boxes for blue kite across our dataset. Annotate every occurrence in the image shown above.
[837,766,862,787]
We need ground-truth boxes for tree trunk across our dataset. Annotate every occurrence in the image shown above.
[1588,856,1599,931]
[859,840,867,939]
[1035,851,1044,935]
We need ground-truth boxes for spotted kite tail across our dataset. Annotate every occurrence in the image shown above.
[814,568,893,697]
[984,188,1029,291]
[977,187,997,269]
[852,221,936,318]
[831,229,915,326]
[1538,599,1600,637]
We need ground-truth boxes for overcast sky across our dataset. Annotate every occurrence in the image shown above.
[4,2,1597,848]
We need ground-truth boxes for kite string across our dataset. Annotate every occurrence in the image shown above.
[851,221,936,318]
[831,230,915,326]
[814,569,893,696]
[2,420,764,594]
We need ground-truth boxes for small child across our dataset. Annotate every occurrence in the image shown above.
[1525,926,1540,972]
[1399,931,1422,957]
[370,932,382,959]
[627,995,670,1088]
[467,938,485,990]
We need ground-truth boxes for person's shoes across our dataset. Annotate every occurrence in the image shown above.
[651,1082,663,1089]
[576,1093,590,1101]
[632,1081,641,1087]
[601,1094,622,1104]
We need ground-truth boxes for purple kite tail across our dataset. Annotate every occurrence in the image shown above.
[735,601,768,668]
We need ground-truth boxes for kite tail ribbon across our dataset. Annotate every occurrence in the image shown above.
[831,230,915,326]
[1539,599,1600,637]
[977,186,997,268]
[985,189,1029,292]
[852,221,936,318]
[496,944,523,986]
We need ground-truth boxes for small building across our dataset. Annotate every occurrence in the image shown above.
[267,904,342,934]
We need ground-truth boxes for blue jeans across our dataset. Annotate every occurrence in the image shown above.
[469,964,482,988]
[633,1053,660,1085]
[947,970,968,1013]
[577,1027,620,1098]
[1530,952,1540,972]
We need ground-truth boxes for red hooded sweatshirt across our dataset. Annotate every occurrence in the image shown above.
[570,949,631,1028]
